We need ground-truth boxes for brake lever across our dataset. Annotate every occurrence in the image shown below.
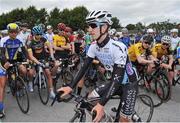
[51,91,64,106]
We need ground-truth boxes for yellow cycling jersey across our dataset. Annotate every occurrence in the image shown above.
[128,43,146,62]
[151,44,172,59]
[53,35,67,47]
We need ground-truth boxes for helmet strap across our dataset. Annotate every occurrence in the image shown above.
[96,24,109,41]
[96,25,110,48]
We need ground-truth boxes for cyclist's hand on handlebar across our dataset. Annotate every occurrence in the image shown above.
[57,86,73,98]
[91,103,104,122]
[4,61,11,69]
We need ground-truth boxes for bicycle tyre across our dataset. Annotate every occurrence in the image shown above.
[62,70,73,85]
[176,76,180,85]
[156,72,171,101]
[70,112,86,122]
[136,94,154,122]
[38,72,49,105]
[15,76,30,114]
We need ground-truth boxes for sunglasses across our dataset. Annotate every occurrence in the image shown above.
[162,43,169,46]
[88,23,100,29]
[9,30,18,34]
[144,41,151,45]
[35,34,42,36]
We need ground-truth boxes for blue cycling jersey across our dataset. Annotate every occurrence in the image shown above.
[3,38,23,60]
[177,47,180,59]
[119,36,131,48]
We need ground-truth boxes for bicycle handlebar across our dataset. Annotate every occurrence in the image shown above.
[9,61,29,67]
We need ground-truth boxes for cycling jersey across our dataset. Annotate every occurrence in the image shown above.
[53,35,67,47]
[1,36,24,61]
[27,37,49,60]
[177,46,180,59]
[45,32,54,43]
[69,36,138,116]
[119,36,131,48]
[171,36,180,51]
[151,43,172,59]
[128,43,146,62]
[18,31,31,45]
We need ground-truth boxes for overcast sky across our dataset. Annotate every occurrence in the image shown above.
[0,0,180,26]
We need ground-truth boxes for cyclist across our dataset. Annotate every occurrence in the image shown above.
[170,28,180,53]
[18,22,31,46]
[27,25,56,98]
[53,24,71,59]
[58,10,138,122]
[119,28,131,48]
[0,47,6,118]
[135,31,143,43]
[151,35,174,85]
[109,28,117,41]
[128,35,156,74]
[45,25,54,44]
[0,23,28,118]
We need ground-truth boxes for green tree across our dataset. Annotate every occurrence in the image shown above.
[47,7,61,29]
[111,17,121,29]
[126,24,135,30]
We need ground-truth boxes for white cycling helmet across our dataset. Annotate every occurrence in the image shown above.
[86,10,113,25]
[121,27,128,33]
[161,35,171,44]
[147,28,154,33]
[109,28,117,36]
[47,25,53,30]
[170,28,178,33]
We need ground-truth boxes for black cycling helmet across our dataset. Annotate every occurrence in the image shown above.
[142,34,154,43]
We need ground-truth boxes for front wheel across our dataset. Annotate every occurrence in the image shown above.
[69,111,86,122]
[15,76,30,114]
[37,72,49,105]
[135,94,154,122]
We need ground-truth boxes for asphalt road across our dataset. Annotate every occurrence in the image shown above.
[1,84,180,122]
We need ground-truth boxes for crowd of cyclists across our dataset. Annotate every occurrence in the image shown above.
[0,10,180,122]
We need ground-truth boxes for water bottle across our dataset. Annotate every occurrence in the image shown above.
[132,112,142,122]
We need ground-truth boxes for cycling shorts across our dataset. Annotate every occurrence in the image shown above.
[0,65,6,76]
[91,81,138,116]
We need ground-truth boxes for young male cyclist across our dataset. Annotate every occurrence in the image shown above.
[151,35,174,85]
[27,25,56,98]
[128,35,157,73]
[58,10,138,122]
[0,23,28,118]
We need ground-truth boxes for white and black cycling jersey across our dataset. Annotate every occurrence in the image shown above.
[87,38,128,72]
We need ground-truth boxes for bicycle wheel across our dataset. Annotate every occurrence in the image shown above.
[135,94,154,122]
[177,76,180,85]
[69,112,86,122]
[138,76,163,108]
[15,76,30,114]
[62,70,73,85]
[155,72,170,101]
[38,72,49,105]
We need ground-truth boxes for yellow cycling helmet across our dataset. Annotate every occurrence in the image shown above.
[7,23,19,31]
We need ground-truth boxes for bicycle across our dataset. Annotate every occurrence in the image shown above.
[173,61,180,86]
[52,58,74,102]
[138,61,170,107]
[32,60,49,105]
[51,90,154,122]
[7,61,30,114]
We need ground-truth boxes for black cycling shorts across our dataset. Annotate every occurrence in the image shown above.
[93,82,138,116]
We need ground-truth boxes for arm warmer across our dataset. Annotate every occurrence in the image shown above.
[69,56,93,88]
